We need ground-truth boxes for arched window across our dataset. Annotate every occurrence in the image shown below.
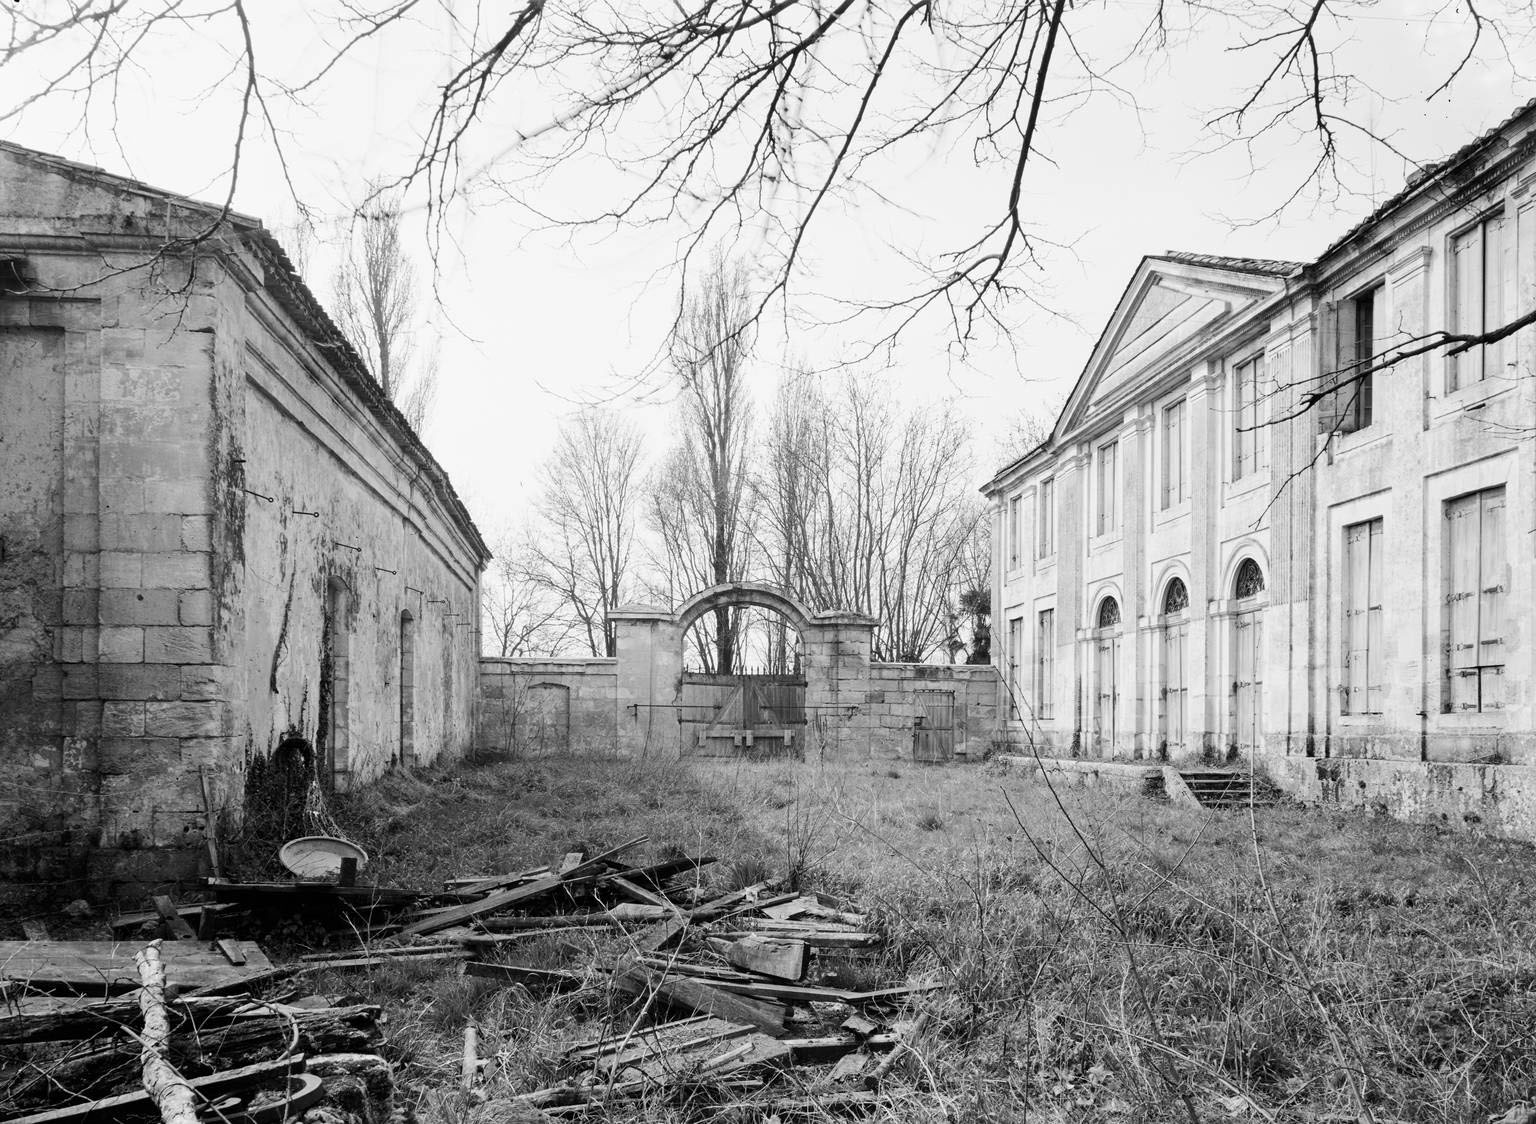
[1234,558,1266,600]
[1097,596,1121,630]
[1162,578,1189,616]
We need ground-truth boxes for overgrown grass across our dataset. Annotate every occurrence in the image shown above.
[298,755,1536,1124]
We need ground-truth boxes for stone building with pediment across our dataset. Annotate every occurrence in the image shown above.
[984,100,1536,834]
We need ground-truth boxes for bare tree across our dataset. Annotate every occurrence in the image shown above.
[332,185,438,430]
[526,409,643,658]
[5,2,1529,376]
[481,534,573,658]
[754,373,980,662]
[656,255,757,673]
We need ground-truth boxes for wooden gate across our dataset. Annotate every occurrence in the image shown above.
[681,671,805,758]
[913,690,956,762]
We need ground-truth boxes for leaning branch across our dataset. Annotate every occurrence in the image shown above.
[133,940,200,1124]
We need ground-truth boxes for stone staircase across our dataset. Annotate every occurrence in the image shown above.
[1176,769,1282,810]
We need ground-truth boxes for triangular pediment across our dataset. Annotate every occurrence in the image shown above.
[1055,256,1291,435]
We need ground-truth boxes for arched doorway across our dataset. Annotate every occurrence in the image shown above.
[1158,578,1189,761]
[675,583,813,758]
[1230,558,1266,760]
[1092,594,1122,756]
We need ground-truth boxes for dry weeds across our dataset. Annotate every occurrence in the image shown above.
[303,755,1536,1123]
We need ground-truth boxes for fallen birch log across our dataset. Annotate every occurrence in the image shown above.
[134,939,201,1124]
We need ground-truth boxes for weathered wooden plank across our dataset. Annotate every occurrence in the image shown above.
[152,897,197,940]
[705,979,942,1006]
[390,875,564,940]
[611,961,789,1036]
[602,875,684,915]
[721,936,806,982]
[712,928,879,949]
[110,903,232,933]
[7,1054,305,1124]
[464,961,585,990]
[214,939,247,966]
[0,941,276,995]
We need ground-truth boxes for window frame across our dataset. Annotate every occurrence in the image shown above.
[1008,494,1022,570]
[1442,486,1507,715]
[1034,608,1056,721]
[1341,518,1384,716]
[1007,615,1024,719]
[1232,353,1266,482]
[1448,210,1506,393]
[1339,284,1384,434]
[1160,398,1186,510]
[1037,477,1055,561]
[1095,440,1119,537]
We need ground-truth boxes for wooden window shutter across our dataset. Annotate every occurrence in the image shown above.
[1479,488,1507,706]
[1366,520,1385,714]
[1445,493,1480,711]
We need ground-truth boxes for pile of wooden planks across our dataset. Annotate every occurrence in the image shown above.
[391,842,942,1115]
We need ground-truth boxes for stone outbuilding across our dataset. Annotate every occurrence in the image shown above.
[985,99,1536,837]
[0,143,490,902]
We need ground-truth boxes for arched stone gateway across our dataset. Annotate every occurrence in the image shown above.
[611,583,874,759]
[675,581,815,639]
[602,581,1001,761]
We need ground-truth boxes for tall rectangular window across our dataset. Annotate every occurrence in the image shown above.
[1096,441,1118,536]
[1035,609,1056,720]
[1450,214,1505,391]
[1161,400,1186,509]
[1444,487,1507,713]
[1037,477,1055,559]
[1008,495,1021,569]
[1007,616,1024,718]
[1340,285,1384,433]
[1342,519,1384,715]
[1233,355,1265,480]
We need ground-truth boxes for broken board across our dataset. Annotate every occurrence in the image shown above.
[0,940,274,997]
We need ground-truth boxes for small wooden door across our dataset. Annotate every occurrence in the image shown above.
[913,690,956,762]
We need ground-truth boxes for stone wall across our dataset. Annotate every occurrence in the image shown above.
[1269,755,1536,841]
[0,142,486,902]
[477,658,618,756]
[858,663,1001,760]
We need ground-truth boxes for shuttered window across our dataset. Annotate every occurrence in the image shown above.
[1161,400,1186,509]
[1233,355,1266,480]
[1035,609,1055,720]
[1443,487,1507,713]
[1334,285,1384,433]
[1342,519,1384,715]
[1037,477,1055,559]
[1097,441,1118,536]
[1007,616,1023,718]
[1008,495,1021,568]
[1450,215,1505,391]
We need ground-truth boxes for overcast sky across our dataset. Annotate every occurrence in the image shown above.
[3,1,1533,546]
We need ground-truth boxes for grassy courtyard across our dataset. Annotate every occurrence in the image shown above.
[320,754,1536,1123]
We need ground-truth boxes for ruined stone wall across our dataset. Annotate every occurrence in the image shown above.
[0,143,486,901]
[226,322,483,792]
[477,658,618,757]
